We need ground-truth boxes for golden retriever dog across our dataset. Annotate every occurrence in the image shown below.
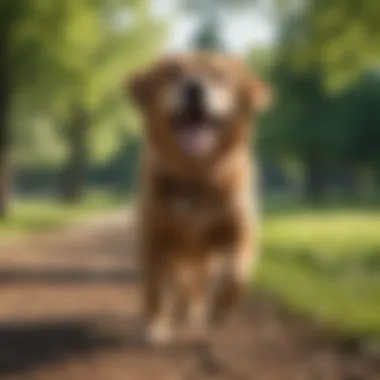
[127,52,270,345]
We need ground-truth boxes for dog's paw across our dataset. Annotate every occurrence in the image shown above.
[145,321,173,346]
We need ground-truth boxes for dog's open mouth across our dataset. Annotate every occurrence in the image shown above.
[171,111,218,157]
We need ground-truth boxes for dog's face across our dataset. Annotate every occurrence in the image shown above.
[127,53,270,161]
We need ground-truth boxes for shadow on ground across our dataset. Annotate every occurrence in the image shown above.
[0,317,146,376]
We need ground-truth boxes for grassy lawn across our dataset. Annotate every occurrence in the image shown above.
[0,191,124,240]
[257,205,380,341]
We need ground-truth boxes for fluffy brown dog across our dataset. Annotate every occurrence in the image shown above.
[127,52,269,344]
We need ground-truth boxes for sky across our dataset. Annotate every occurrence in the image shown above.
[151,0,277,55]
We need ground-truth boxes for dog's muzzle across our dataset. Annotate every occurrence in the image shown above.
[164,77,235,158]
[182,80,204,116]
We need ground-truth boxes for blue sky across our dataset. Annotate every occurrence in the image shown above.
[151,0,277,55]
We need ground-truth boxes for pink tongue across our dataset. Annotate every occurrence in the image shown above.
[177,125,215,156]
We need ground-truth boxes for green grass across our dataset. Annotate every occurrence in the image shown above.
[257,205,380,341]
[0,191,123,240]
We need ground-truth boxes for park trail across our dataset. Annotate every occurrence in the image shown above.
[0,211,378,380]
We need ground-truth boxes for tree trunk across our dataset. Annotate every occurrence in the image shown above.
[0,36,11,219]
[304,157,325,204]
[61,106,89,204]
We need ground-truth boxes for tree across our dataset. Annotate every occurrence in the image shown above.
[0,0,165,213]
[0,1,105,217]
[56,0,164,203]
[0,2,19,218]
[184,0,254,51]
[272,0,380,89]
[193,18,224,51]
[0,18,11,217]
[259,0,380,202]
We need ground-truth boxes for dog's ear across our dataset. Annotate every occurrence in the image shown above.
[125,56,182,108]
[125,68,154,108]
[250,76,272,113]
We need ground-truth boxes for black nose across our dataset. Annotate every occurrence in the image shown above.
[183,80,203,108]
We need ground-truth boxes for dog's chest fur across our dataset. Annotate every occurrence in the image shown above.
[142,169,249,253]
[156,173,222,218]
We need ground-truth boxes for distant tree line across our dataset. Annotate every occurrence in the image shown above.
[260,0,380,202]
[0,0,164,219]
[5,0,380,217]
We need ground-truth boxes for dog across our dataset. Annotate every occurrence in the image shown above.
[127,52,270,345]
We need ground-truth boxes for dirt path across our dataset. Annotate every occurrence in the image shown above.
[0,211,378,380]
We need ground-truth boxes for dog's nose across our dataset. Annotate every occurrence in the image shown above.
[183,80,204,108]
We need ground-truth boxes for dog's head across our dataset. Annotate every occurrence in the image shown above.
[126,53,270,162]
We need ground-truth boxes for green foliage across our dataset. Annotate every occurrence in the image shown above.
[247,47,276,78]
[5,0,165,168]
[258,205,380,340]
[193,20,224,51]
[187,0,255,52]
[259,1,380,181]
[12,116,66,167]
[260,56,380,172]
[334,73,380,165]
[276,0,380,89]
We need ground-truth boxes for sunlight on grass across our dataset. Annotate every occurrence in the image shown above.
[0,191,123,239]
[263,211,380,257]
[257,207,380,341]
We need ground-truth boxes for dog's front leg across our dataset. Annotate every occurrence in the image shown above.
[145,278,176,345]
[141,252,176,345]
[186,260,210,330]
[211,226,255,325]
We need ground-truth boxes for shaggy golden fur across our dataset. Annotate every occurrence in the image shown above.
[127,52,269,344]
